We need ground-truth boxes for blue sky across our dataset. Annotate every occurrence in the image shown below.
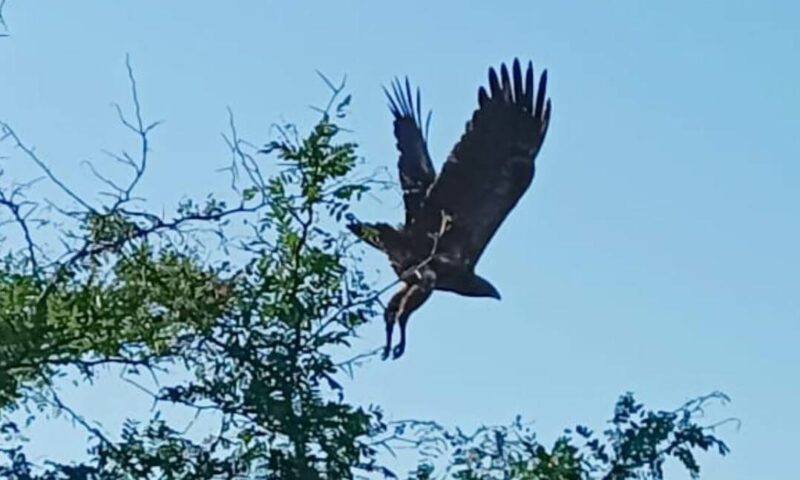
[2,1,798,478]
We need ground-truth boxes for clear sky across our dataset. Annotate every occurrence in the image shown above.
[2,2,799,478]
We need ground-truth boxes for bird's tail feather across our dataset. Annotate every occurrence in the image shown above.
[347,222,404,253]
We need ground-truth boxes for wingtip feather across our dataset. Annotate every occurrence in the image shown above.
[384,84,401,116]
[416,87,422,126]
[500,64,512,101]
[535,70,548,118]
[404,77,414,117]
[478,86,489,107]
[512,58,523,105]
[424,110,432,141]
[488,67,501,98]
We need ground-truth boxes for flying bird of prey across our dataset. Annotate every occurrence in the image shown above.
[349,58,552,359]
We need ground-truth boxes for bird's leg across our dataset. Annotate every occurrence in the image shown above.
[392,312,409,359]
[382,286,404,360]
[391,270,435,360]
[382,309,395,361]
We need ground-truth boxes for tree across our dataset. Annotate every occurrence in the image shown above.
[0,59,733,479]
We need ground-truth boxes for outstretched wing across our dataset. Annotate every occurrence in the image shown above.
[385,78,436,227]
[417,59,552,267]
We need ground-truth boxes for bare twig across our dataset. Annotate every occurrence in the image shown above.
[0,185,39,274]
[221,108,267,200]
[0,122,96,212]
[312,71,347,116]
[107,54,162,210]
[337,347,383,378]
[44,383,118,452]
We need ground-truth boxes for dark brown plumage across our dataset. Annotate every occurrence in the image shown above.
[349,58,552,359]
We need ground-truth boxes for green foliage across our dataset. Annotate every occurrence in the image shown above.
[404,392,732,480]
[0,70,732,479]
